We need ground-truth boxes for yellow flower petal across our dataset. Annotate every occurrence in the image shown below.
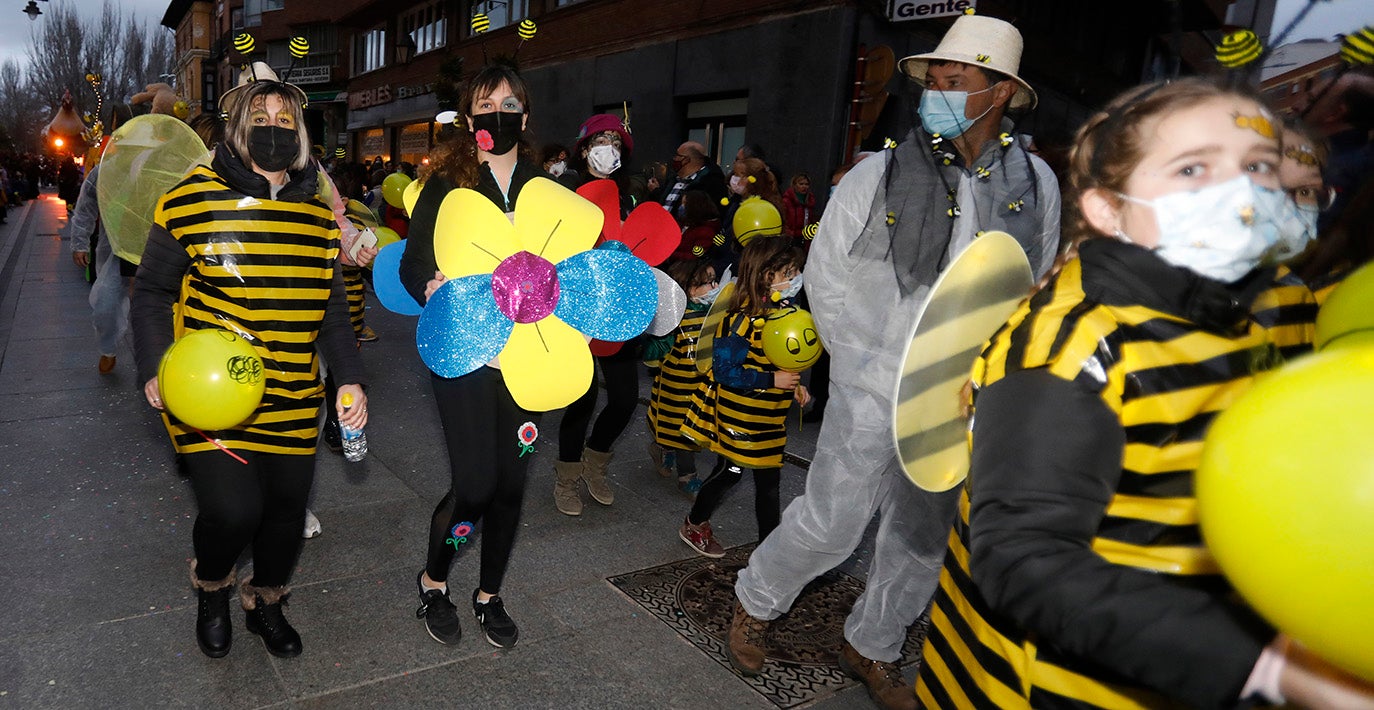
[435,188,518,278]
[498,315,592,411]
[512,177,600,264]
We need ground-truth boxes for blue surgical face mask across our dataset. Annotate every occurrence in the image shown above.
[1271,200,1319,262]
[771,272,804,302]
[1118,175,1289,283]
[691,280,723,305]
[918,86,994,139]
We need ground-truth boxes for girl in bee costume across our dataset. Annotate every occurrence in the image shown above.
[132,75,368,660]
[914,78,1373,709]
[646,258,719,494]
[678,238,809,557]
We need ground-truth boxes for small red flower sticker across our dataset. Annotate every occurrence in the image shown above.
[475,129,494,151]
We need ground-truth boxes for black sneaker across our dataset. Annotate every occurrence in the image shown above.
[472,589,519,648]
[322,420,342,454]
[415,571,461,645]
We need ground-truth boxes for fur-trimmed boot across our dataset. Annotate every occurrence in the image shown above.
[581,448,615,506]
[553,460,584,516]
[191,560,235,658]
[240,576,302,658]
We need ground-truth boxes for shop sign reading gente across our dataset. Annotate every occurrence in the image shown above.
[888,0,976,21]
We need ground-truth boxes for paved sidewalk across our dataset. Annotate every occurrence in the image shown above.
[0,191,888,709]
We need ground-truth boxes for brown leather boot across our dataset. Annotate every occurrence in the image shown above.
[727,601,769,676]
[553,460,583,516]
[580,448,615,505]
[838,640,916,710]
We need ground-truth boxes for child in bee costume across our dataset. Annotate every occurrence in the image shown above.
[726,13,1061,709]
[679,238,809,557]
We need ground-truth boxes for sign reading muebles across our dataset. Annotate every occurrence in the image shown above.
[888,0,976,21]
[347,82,437,110]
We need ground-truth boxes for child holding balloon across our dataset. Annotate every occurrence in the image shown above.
[913,77,1374,708]
[646,258,721,496]
[678,238,810,557]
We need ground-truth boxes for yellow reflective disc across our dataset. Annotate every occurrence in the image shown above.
[893,231,1033,491]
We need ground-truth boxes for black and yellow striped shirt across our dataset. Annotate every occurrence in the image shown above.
[681,313,793,468]
[150,163,345,455]
[649,306,709,450]
[916,240,1305,709]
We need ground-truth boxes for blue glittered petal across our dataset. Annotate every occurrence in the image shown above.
[372,240,423,316]
[553,249,657,341]
[416,275,513,378]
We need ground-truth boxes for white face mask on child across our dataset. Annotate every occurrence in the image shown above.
[771,272,803,302]
[691,281,724,305]
[548,160,567,177]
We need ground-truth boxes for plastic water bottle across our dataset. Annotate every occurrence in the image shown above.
[339,392,367,462]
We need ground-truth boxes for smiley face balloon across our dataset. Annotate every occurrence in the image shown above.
[762,307,823,372]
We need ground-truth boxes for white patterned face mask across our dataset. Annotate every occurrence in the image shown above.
[1118,175,1288,283]
[586,145,621,176]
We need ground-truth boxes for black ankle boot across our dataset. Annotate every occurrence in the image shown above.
[190,562,234,658]
[240,579,302,658]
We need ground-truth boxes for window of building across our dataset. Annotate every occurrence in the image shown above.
[360,128,388,162]
[242,0,282,27]
[686,96,748,171]
[402,1,448,56]
[474,0,527,34]
[354,26,387,76]
[398,122,433,166]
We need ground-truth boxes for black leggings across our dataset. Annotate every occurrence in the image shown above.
[687,455,781,539]
[425,367,539,594]
[558,355,640,461]
[184,450,315,586]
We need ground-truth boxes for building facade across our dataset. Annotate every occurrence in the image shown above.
[163,0,1235,193]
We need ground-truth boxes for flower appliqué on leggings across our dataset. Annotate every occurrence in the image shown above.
[517,421,538,457]
[447,521,474,549]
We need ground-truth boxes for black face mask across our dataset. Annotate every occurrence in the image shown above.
[247,126,299,172]
[470,111,524,156]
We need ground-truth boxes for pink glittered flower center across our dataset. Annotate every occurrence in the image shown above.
[475,129,494,151]
[491,251,559,323]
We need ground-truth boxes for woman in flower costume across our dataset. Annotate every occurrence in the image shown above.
[400,63,655,648]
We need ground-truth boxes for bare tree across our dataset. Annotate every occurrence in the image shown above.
[5,0,174,152]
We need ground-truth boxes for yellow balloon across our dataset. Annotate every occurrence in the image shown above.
[1315,261,1374,350]
[382,172,412,209]
[374,226,401,249]
[1197,346,1374,681]
[157,329,266,431]
[732,197,782,246]
[402,177,423,216]
[761,307,823,372]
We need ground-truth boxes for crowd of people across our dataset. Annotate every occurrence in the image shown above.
[46,9,1374,709]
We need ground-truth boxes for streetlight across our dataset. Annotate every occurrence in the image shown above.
[23,1,43,21]
[395,33,416,64]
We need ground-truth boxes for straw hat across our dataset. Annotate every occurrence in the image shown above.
[898,14,1037,110]
[218,61,307,114]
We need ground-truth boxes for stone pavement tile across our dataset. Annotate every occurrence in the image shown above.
[0,475,197,643]
[0,606,286,708]
[292,625,666,710]
[0,411,173,496]
[267,570,568,700]
[500,517,687,597]
[0,358,123,395]
[530,580,642,633]
[290,498,431,584]
[303,448,420,513]
[0,379,141,423]
[573,612,776,709]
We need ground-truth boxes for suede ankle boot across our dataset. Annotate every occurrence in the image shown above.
[580,448,615,505]
[190,561,235,658]
[553,460,584,516]
[240,577,302,658]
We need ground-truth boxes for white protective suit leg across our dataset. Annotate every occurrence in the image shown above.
[89,237,130,357]
[843,459,960,663]
[734,383,887,621]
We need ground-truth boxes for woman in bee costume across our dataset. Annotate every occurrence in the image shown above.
[913,78,1373,709]
[132,68,368,660]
